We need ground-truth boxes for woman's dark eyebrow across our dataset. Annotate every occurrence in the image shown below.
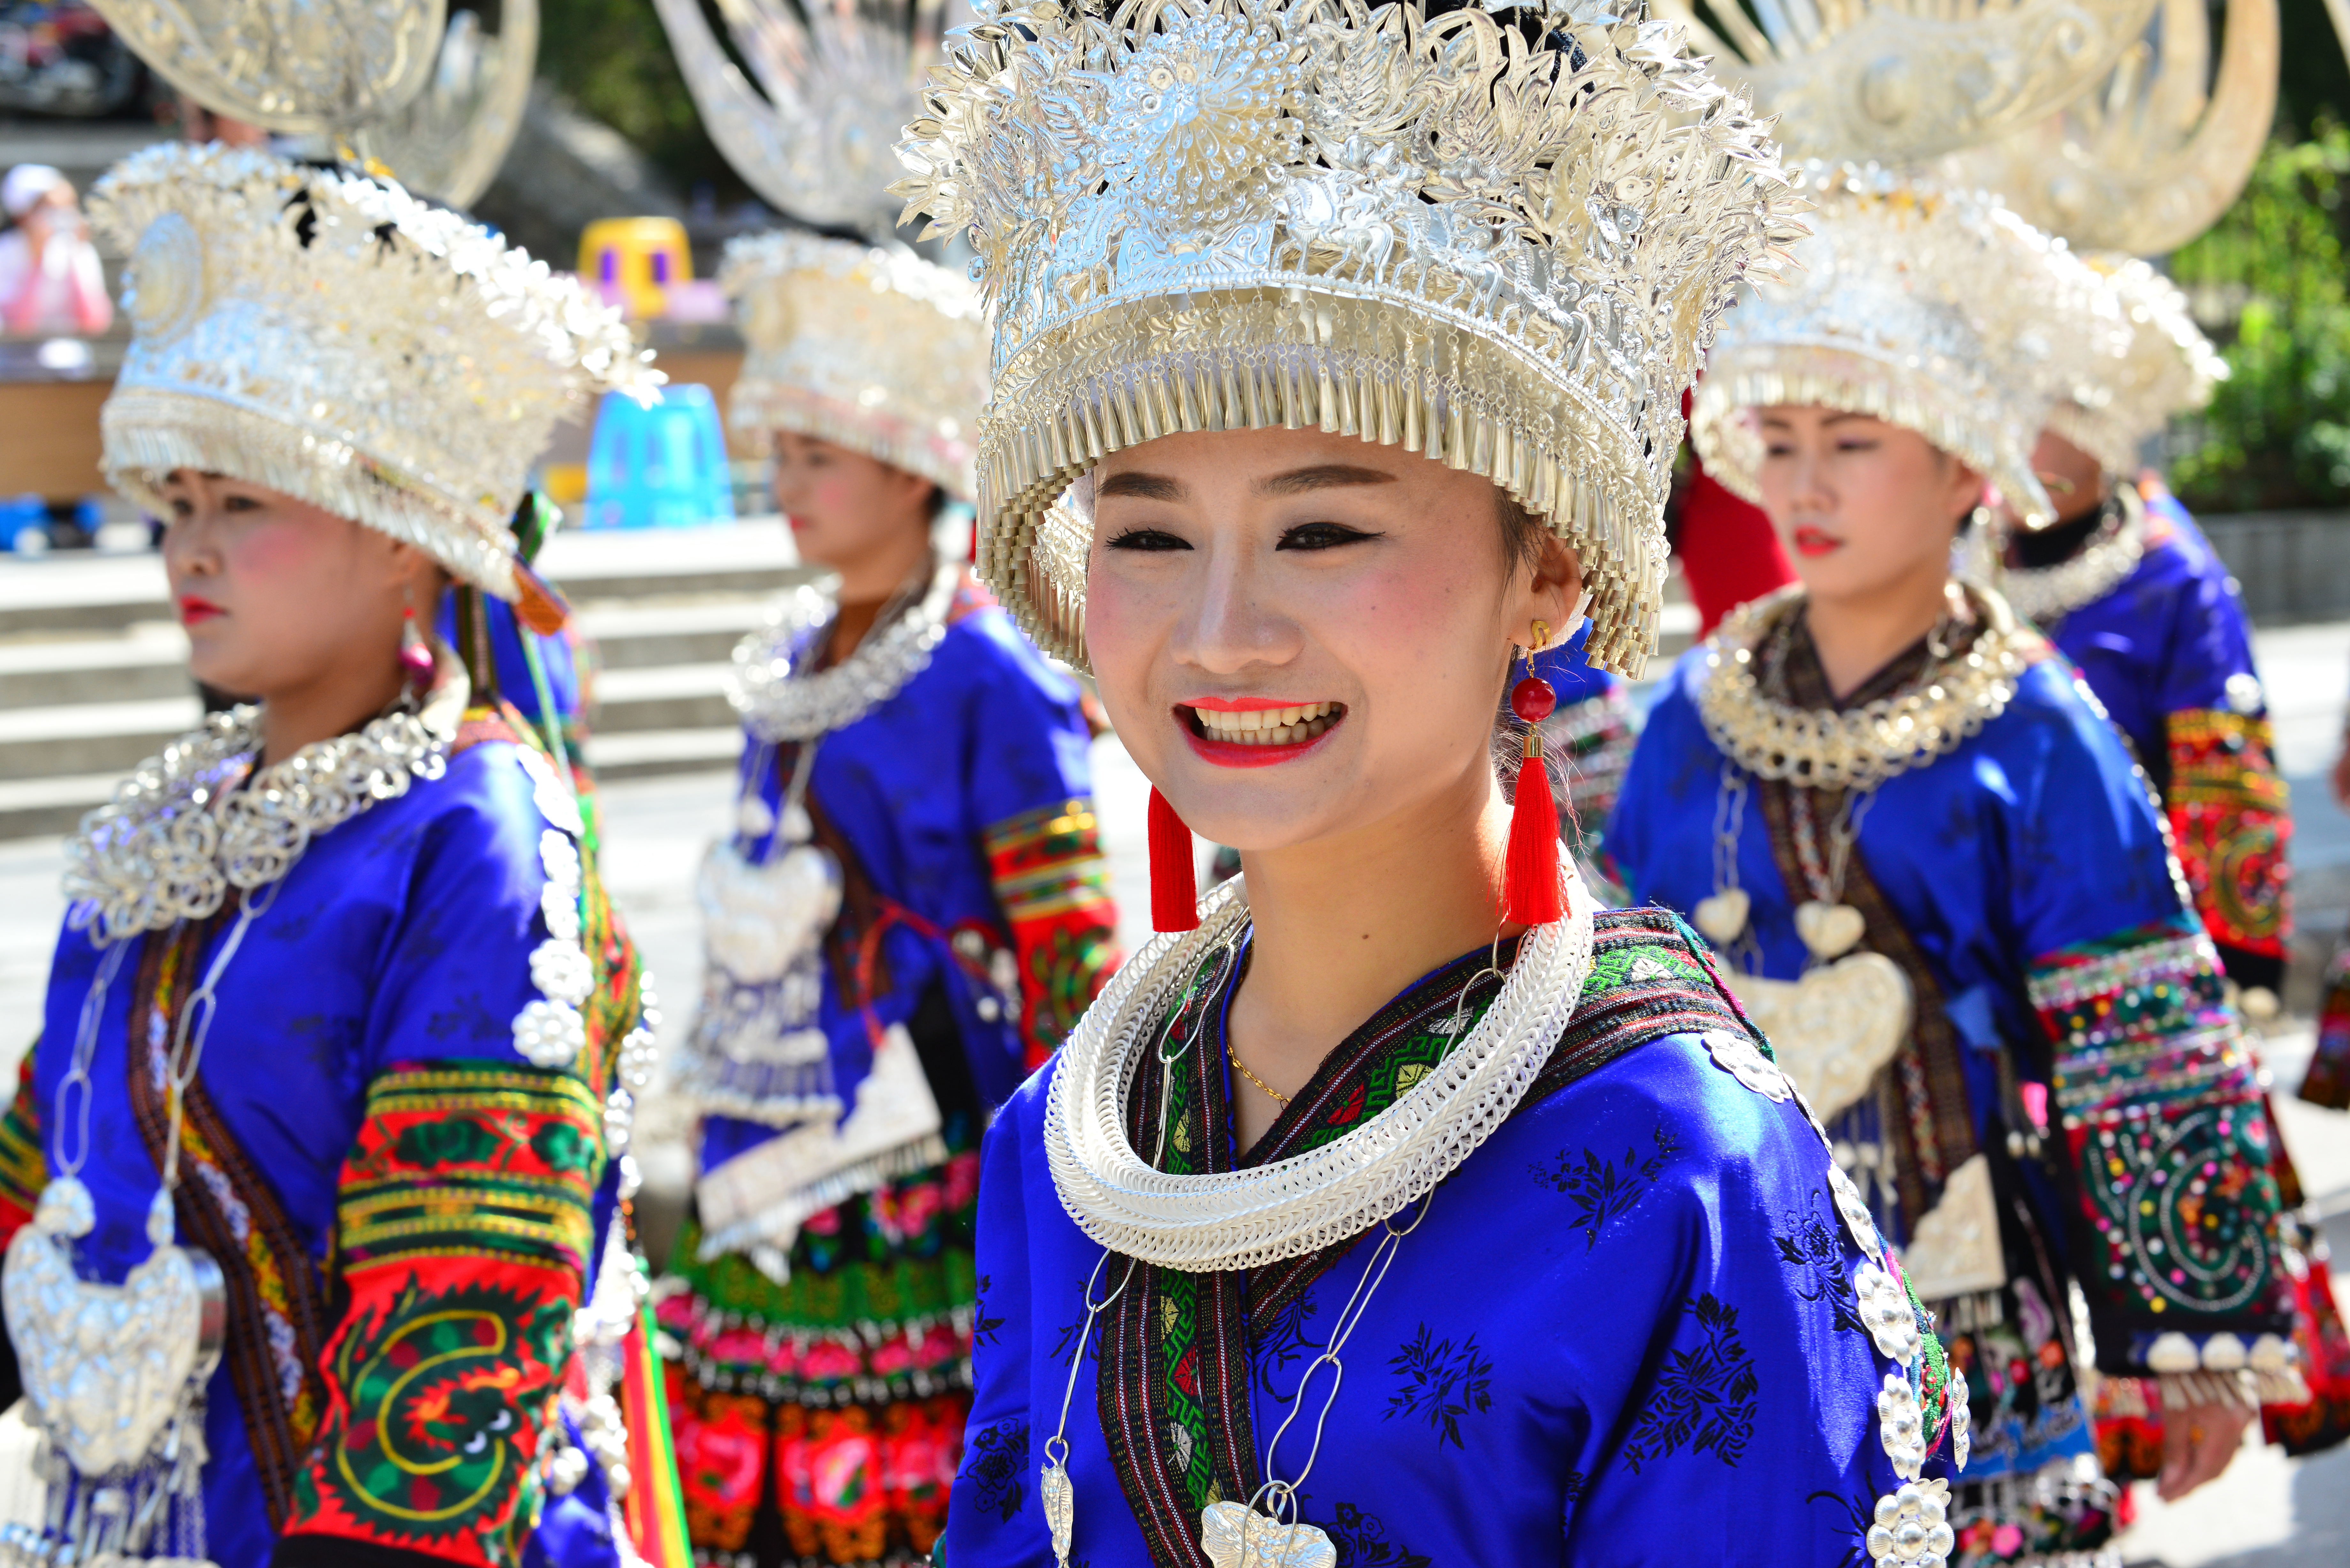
[1095,471,1186,501]
[1255,464,1396,496]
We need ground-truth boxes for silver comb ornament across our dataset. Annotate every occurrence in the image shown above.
[82,0,447,133]
[652,0,955,242]
[356,0,542,207]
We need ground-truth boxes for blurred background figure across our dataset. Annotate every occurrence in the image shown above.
[0,161,106,335]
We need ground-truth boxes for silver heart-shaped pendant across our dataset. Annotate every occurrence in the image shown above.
[1723,952,1912,1122]
[1693,888,1751,945]
[697,836,843,985]
[1795,900,1867,961]
[3,1223,224,1476]
[1200,1501,1338,1568]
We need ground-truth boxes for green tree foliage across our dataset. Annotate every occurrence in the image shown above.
[536,0,742,198]
[2168,124,2350,511]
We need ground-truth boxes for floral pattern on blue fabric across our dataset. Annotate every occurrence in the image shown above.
[1325,1501,1432,1567]
[1774,1189,1867,1338]
[960,1415,1029,1523]
[1622,1294,1758,1472]
[1531,1122,1680,1249]
[1383,1325,1493,1449]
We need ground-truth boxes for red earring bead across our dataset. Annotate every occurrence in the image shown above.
[1510,673,1556,724]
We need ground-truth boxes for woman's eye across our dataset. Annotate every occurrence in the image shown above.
[222,494,262,512]
[1275,521,1379,552]
[1835,438,1880,453]
[1104,527,1189,552]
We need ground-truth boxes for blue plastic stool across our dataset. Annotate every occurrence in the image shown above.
[582,384,736,529]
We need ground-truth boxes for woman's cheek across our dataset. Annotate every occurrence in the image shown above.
[1077,568,1161,734]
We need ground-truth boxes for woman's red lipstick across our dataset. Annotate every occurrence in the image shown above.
[1791,526,1841,558]
[178,594,223,625]
[1178,696,1347,768]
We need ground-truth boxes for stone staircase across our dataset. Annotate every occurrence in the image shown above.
[0,521,811,841]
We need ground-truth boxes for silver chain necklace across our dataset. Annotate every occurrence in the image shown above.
[727,552,959,743]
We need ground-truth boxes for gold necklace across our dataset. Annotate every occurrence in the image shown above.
[1697,583,2045,792]
[1227,1036,1291,1105]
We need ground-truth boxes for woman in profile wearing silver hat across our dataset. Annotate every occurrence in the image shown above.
[0,144,663,1568]
[1608,166,2302,1562]
[656,234,1121,1567]
[887,3,1967,1564]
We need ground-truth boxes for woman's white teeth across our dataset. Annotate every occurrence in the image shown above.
[1193,701,1340,745]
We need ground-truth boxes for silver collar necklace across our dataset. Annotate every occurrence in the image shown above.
[1998,484,2146,627]
[728,552,960,743]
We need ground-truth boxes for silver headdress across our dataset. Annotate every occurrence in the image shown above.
[92,143,659,598]
[893,0,1804,678]
[1693,164,2119,529]
[2049,253,2228,477]
[722,231,989,498]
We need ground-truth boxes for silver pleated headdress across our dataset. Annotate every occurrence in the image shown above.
[891,0,1805,678]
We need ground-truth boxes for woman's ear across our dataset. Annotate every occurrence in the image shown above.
[1943,460,1989,528]
[1519,535,1584,645]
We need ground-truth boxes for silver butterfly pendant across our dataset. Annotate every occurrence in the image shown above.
[1199,1501,1338,1568]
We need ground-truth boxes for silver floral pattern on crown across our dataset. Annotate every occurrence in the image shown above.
[891,0,1806,678]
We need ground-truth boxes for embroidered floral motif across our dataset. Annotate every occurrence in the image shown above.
[1383,1325,1493,1450]
[1773,1189,1866,1338]
[1251,1293,1321,1403]
[1621,1294,1757,1472]
[960,1415,1030,1523]
[982,797,1120,1065]
[1532,1122,1679,1249]
[972,1272,1005,1348]
[2164,708,2290,960]
[1325,1501,1433,1568]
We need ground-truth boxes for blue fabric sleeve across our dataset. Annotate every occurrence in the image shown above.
[943,1079,1048,1567]
[958,615,1097,830]
[361,743,563,1074]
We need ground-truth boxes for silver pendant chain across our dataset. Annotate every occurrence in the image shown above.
[1038,924,1513,1567]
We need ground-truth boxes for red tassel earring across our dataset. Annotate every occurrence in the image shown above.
[1147,787,1200,932]
[1504,621,1566,925]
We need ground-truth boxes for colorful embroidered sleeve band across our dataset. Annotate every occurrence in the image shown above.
[285,1061,605,1564]
[2028,917,2300,1391]
[0,1042,40,1248]
[2164,707,2292,966]
[983,798,1119,1067]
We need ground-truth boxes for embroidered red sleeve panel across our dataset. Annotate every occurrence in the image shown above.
[2164,708,2291,961]
[282,1062,603,1566]
[2027,918,2298,1380]
[982,798,1120,1068]
[0,1040,39,1248]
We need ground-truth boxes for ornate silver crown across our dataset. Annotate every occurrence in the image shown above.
[93,143,658,598]
[1694,164,2120,529]
[892,0,1804,677]
[2050,252,2228,476]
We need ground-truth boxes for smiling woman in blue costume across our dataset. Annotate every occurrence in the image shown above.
[891,4,1971,1565]
[1608,165,2307,1565]
[655,234,1122,1568]
[0,145,665,1568]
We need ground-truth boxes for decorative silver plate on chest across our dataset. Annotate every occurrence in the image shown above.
[1722,952,1913,1123]
[2,1213,225,1476]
